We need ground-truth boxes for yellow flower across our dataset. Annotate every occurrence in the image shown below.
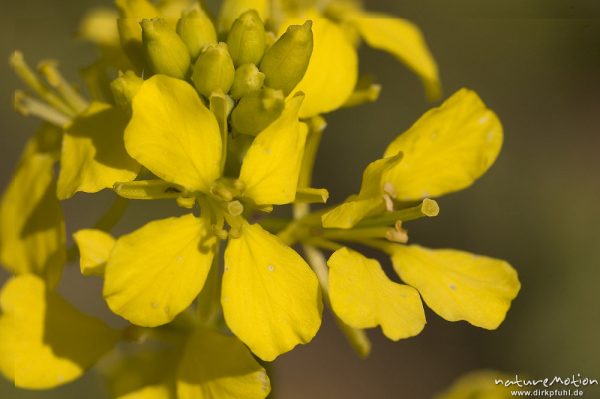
[99,326,271,399]
[0,274,119,389]
[320,88,520,332]
[323,88,503,229]
[57,101,141,199]
[0,124,65,287]
[103,75,323,361]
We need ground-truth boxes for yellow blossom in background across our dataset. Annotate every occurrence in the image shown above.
[436,370,522,399]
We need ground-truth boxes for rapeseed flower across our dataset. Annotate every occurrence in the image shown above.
[0,0,520,396]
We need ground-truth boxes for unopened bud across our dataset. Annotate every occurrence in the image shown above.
[231,88,284,135]
[141,18,191,79]
[116,0,159,71]
[260,21,313,96]
[227,10,266,66]
[191,42,235,98]
[230,63,265,99]
[111,70,143,109]
[218,0,270,33]
[176,8,217,60]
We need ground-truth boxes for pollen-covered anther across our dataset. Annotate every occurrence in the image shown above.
[383,193,395,212]
[383,182,397,198]
[386,227,408,243]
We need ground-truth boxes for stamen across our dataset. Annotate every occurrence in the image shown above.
[386,227,408,243]
[10,51,75,116]
[227,200,244,216]
[14,90,71,126]
[38,60,88,113]
[357,198,440,227]
[210,177,245,201]
[211,225,229,240]
[383,193,395,212]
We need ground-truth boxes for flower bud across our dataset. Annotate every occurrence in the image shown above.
[176,8,217,60]
[110,70,143,109]
[141,18,191,79]
[230,63,265,99]
[231,88,284,135]
[115,0,159,71]
[259,21,313,96]
[226,10,266,67]
[218,0,270,33]
[191,42,235,98]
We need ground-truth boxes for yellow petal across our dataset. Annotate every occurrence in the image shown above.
[125,75,222,192]
[321,196,383,229]
[0,126,65,287]
[283,17,358,118]
[239,94,308,205]
[383,89,503,201]
[58,102,140,199]
[177,327,270,399]
[321,154,402,228]
[0,274,119,389]
[391,245,520,329]
[349,12,440,99]
[222,222,322,361]
[327,248,425,340]
[103,214,216,327]
[73,229,116,276]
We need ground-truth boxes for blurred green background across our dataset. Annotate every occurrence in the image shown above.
[1,0,599,398]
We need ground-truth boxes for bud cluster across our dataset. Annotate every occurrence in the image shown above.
[132,7,313,138]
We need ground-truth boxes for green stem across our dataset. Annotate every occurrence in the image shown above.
[94,196,129,232]
[210,92,232,174]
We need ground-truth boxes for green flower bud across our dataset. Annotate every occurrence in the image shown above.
[191,42,235,98]
[115,0,159,72]
[260,21,313,96]
[176,8,217,60]
[141,18,191,79]
[230,63,265,99]
[226,10,266,67]
[110,70,143,109]
[231,88,284,135]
